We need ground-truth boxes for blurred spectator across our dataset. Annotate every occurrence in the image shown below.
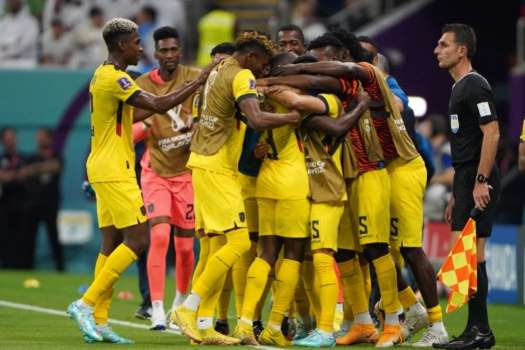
[42,0,89,31]
[93,0,143,22]
[19,128,64,271]
[70,6,106,68]
[135,5,157,73]
[196,2,237,67]
[291,0,327,44]
[0,0,39,68]
[40,18,74,67]
[147,0,186,35]
[0,127,30,268]
[421,114,454,221]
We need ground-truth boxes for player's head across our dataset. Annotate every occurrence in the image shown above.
[36,127,54,151]
[210,42,236,60]
[102,17,142,65]
[307,33,345,62]
[235,31,276,78]
[331,28,370,63]
[435,23,476,69]
[0,127,17,153]
[293,54,319,64]
[269,52,297,76]
[357,35,379,63]
[277,24,306,55]
[153,26,181,73]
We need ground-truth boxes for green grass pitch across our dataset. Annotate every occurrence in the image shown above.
[0,270,523,349]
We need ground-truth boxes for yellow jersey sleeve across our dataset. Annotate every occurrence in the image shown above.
[232,69,258,102]
[106,69,141,102]
[521,119,525,142]
[317,93,341,118]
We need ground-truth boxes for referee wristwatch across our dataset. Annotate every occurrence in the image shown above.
[476,173,488,184]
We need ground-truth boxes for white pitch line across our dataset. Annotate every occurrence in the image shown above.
[0,299,281,350]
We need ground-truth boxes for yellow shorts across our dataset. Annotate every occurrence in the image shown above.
[258,198,310,238]
[310,202,344,251]
[350,169,391,246]
[92,180,147,229]
[338,195,361,252]
[386,156,426,248]
[192,168,247,234]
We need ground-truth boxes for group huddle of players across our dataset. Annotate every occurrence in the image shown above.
[70,18,450,348]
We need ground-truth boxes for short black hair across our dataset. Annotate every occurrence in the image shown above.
[210,42,235,56]
[269,52,297,70]
[89,6,102,17]
[357,35,378,51]
[277,24,305,43]
[442,23,477,59]
[307,33,344,51]
[153,26,179,45]
[331,28,370,62]
[293,54,319,64]
[141,5,157,22]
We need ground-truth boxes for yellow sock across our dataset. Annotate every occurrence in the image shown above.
[358,254,371,299]
[427,305,443,324]
[198,273,227,319]
[93,254,113,324]
[268,259,301,327]
[216,271,232,320]
[241,257,271,321]
[254,273,272,320]
[192,236,210,286]
[398,286,418,309]
[193,228,250,300]
[82,244,137,306]
[294,280,311,321]
[313,253,337,333]
[232,240,256,316]
[302,259,320,320]
[372,254,401,314]
[339,258,369,315]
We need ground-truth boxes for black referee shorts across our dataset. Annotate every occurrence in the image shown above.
[452,164,500,237]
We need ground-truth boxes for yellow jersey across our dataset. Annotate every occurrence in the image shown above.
[188,57,257,175]
[521,119,525,142]
[86,64,141,183]
[256,100,309,200]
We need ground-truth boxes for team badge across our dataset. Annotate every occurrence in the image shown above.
[450,114,459,134]
[147,203,155,214]
[117,77,132,90]
[239,212,246,222]
[249,79,256,89]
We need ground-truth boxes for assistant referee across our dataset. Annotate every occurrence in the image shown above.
[433,23,499,350]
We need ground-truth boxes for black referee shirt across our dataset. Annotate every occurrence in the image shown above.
[448,71,498,168]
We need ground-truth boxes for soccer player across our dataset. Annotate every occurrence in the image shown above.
[276,24,306,55]
[66,18,215,343]
[171,31,300,345]
[131,26,201,330]
[264,48,372,347]
[358,36,449,346]
[434,23,500,350]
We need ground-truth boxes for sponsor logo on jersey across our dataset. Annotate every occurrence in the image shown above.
[450,114,459,134]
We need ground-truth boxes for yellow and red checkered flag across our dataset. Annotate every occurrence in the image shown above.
[437,217,477,313]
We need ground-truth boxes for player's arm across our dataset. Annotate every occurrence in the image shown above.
[258,75,342,94]
[238,97,300,131]
[130,60,218,120]
[266,87,326,114]
[272,61,369,84]
[303,91,370,137]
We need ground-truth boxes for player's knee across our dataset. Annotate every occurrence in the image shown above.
[363,243,389,261]
[334,249,356,263]
[150,233,169,252]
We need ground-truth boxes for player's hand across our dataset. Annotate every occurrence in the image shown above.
[473,182,491,210]
[287,110,302,125]
[254,142,270,159]
[82,180,96,200]
[257,78,271,87]
[444,195,454,223]
[197,57,222,84]
[271,64,300,76]
[356,90,371,105]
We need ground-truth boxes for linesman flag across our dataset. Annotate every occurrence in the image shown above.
[437,209,480,313]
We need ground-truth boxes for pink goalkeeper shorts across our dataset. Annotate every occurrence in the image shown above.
[140,167,194,230]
